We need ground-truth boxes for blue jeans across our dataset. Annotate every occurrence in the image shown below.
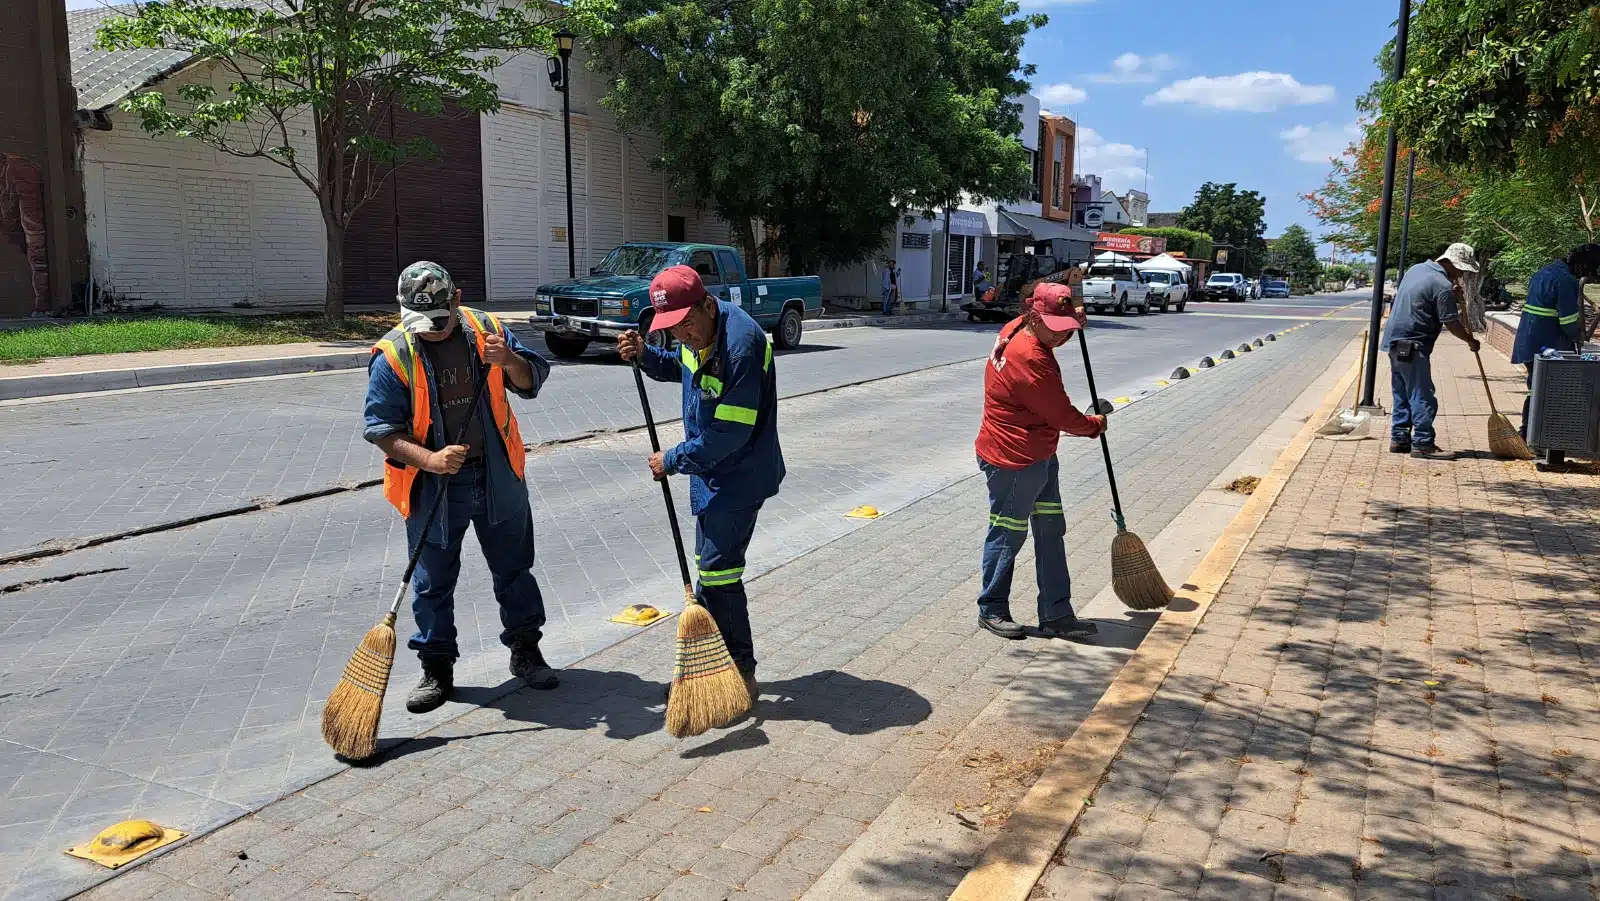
[695,503,763,676]
[977,455,1073,623]
[1390,349,1438,446]
[881,288,894,315]
[408,461,547,660]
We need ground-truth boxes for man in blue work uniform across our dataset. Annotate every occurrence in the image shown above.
[617,264,784,703]
[1381,242,1481,457]
[1513,243,1598,453]
[364,261,558,714]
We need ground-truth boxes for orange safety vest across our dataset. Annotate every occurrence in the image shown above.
[371,307,528,518]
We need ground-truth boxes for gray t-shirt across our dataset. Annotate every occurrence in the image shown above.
[1381,260,1458,354]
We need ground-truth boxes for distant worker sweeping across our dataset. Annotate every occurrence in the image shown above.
[973,283,1106,641]
[363,262,558,713]
[618,264,785,707]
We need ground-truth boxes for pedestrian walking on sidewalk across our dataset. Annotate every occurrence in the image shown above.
[1512,243,1598,450]
[974,283,1106,641]
[1380,242,1481,458]
[882,258,900,315]
[618,265,785,703]
[364,261,558,714]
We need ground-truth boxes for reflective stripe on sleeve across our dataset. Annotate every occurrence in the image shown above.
[714,404,758,425]
[699,566,745,587]
[1560,313,1580,325]
[1523,304,1559,317]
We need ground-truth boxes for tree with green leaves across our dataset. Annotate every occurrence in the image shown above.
[98,0,600,319]
[591,0,1039,275]
[1271,225,1321,293]
[1120,226,1212,263]
[1176,182,1267,276]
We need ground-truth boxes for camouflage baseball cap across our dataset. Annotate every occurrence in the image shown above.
[397,261,456,334]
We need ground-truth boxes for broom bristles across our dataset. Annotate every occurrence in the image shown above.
[666,589,750,738]
[1111,529,1174,611]
[1487,412,1535,460]
[321,613,396,760]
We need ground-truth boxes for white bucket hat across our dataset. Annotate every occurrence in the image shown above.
[1436,242,1479,273]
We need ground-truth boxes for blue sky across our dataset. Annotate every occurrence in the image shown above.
[1019,0,1395,239]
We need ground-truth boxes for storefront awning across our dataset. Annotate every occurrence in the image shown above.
[996,211,1097,243]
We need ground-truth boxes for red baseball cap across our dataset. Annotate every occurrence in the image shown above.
[647,265,711,331]
[1029,283,1085,332]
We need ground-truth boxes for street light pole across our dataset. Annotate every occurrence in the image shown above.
[557,30,577,280]
[1360,0,1411,408]
[1396,150,1416,283]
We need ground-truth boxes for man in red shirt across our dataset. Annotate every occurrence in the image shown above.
[975,284,1106,640]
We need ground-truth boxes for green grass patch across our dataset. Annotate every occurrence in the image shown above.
[0,313,395,363]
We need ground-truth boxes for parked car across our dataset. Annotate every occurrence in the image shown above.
[1204,273,1250,302]
[1138,270,1189,312]
[1081,262,1152,315]
[1261,279,1291,299]
[529,242,822,358]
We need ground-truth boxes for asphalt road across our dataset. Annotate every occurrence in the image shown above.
[0,292,1366,901]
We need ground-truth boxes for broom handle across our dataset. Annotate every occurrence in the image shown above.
[1075,327,1126,525]
[386,353,494,617]
[1472,350,1502,415]
[632,358,695,590]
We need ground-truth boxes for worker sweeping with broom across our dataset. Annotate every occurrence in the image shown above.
[618,264,785,730]
[973,284,1106,641]
[324,262,558,760]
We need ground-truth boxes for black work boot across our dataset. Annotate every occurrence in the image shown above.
[1410,443,1448,458]
[406,657,454,714]
[509,634,559,690]
[1039,612,1099,640]
[979,614,1026,640]
[1389,440,1411,454]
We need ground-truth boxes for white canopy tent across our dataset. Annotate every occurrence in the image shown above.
[1134,252,1193,276]
[1091,251,1137,266]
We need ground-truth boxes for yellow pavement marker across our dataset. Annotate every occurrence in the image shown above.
[66,820,186,869]
[845,505,882,519]
[610,604,667,626]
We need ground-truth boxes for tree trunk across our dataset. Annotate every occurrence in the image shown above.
[736,217,759,278]
[324,217,347,322]
[1461,268,1485,333]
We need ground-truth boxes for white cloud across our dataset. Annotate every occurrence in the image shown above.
[1144,72,1335,112]
[1088,52,1176,85]
[1280,122,1362,164]
[1078,126,1148,193]
[1037,82,1088,107]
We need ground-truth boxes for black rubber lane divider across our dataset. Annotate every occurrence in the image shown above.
[1,567,129,594]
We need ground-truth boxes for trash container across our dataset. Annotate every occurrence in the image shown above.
[1526,352,1600,457]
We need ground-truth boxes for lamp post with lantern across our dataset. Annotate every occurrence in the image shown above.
[547,29,578,279]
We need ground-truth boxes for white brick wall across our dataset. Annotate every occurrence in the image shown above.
[84,62,325,309]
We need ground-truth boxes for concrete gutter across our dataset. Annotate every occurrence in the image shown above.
[0,313,970,402]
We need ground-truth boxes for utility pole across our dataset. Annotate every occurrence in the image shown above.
[557,31,577,279]
[941,207,951,313]
[1360,0,1411,408]
[1396,150,1416,284]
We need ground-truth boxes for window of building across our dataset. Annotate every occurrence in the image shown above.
[667,215,686,242]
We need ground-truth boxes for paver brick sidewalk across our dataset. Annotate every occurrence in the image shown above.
[1037,340,1600,901]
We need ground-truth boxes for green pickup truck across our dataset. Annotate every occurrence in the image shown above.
[529,242,823,358]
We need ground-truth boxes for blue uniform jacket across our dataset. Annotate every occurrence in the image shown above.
[362,310,551,546]
[1513,260,1583,364]
[637,301,785,515]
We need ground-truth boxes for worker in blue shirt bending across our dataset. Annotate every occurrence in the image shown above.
[618,264,785,704]
[1513,243,1598,444]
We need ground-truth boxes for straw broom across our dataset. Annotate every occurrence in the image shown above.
[1454,297,1534,460]
[322,369,490,760]
[631,360,750,738]
[1076,327,1175,610]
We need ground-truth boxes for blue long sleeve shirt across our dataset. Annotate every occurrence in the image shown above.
[362,309,550,545]
[1513,260,1584,364]
[637,301,784,515]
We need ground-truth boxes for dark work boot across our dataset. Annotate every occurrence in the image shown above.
[1410,443,1449,459]
[509,634,559,690]
[406,657,454,714]
[1039,612,1099,640]
[1389,440,1411,454]
[742,670,760,705]
[979,614,1026,640]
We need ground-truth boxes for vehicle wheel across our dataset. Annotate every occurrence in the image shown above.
[968,312,979,322]
[773,306,804,350]
[1177,300,1187,312]
[544,334,590,359]
[1158,298,1169,313]
[638,311,675,352]
[1137,299,1150,315]
[1116,293,1128,315]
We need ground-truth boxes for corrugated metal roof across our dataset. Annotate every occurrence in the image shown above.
[67,4,192,111]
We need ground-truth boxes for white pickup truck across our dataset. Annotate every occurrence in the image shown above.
[1080,263,1152,315]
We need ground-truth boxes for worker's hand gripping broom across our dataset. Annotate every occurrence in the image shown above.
[1076,328,1175,611]
[631,360,751,738]
[322,366,490,760]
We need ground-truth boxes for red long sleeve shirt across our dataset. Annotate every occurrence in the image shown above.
[975,319,1104,469]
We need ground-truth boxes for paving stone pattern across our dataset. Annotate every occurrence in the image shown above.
[1036,342,1599,901]
[41,321,1360,901]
